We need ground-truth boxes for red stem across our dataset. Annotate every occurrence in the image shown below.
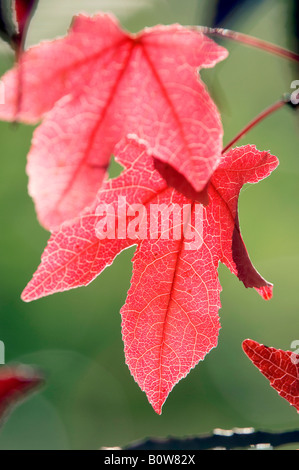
[222,98,288,153]
[196,27,299,62]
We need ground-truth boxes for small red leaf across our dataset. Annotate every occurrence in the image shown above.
[243,339,299,413]
[0,13,227,229]
[0,365,44,424]
[21,138,278,413]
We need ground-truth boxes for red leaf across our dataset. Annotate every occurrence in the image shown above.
[243,339,299,413]
[0,365,43,424]
[0,13,227,229]
[21,138,278,413]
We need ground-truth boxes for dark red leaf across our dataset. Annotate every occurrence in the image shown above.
[243,339,299,413]
[0,365,44,424]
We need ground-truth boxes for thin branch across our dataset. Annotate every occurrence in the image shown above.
[222,97,288,153]
[125,428,299,450]
[195,27,299,63]
[222,93,299,153]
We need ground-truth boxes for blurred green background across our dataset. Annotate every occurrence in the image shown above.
[0,0,298,450]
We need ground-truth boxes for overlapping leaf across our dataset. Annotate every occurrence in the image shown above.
[0,13,227,229]
[243,339,299,413]
[21,137,278,413]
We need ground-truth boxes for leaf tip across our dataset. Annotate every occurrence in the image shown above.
[153,405,163,415]
[21,284,35,303]
[257,284,273,301]
[150,395,166,415]
[242,338,258,354]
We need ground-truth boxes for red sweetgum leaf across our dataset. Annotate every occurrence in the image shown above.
[0,13,227,230]
[243,339,299,413]
[21,138,278,413]
[0,365,44,425]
